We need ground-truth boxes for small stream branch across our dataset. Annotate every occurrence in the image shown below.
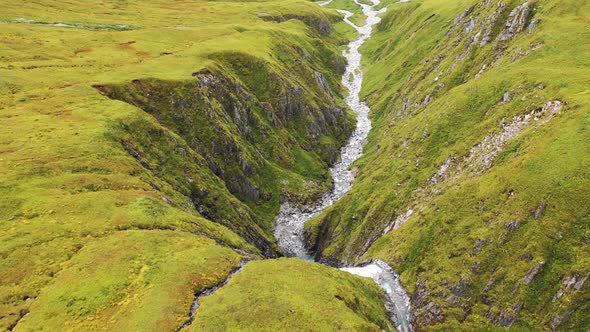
[177,259,250,331]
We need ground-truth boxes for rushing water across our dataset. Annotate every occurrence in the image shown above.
[273,0,383,258]
[274,1,413,331]
[341,260,412,332]
[180,1,412,331]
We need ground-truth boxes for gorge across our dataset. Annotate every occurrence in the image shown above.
[1,0,588,331]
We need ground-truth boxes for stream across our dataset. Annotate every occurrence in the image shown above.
[182,1,412,331]
[274,1,412,331]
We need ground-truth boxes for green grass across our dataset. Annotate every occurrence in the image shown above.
[12,230,243,332]
[324,0,367,27]
[307,0,590,330]
[0,0,363,330]
[2,0,588,330]
[190,258,392,331]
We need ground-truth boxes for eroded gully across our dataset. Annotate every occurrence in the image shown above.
[274,1,412,331]
[182,1,412,331]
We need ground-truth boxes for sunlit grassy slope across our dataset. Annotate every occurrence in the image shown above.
[191,258,392,331]
[14,230,243,332]
[0,0,391,330]
[307,0,589,330]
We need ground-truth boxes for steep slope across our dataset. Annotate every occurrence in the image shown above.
[96,44,354,254]
[0,0,370,330]
[306,0,589,330]
[2,0,588,330]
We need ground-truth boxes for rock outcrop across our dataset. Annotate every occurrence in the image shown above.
[497,2,531,41]
[98,47,353,256]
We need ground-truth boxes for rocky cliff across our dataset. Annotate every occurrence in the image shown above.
[1,0,588,331]
[97,44,354,256]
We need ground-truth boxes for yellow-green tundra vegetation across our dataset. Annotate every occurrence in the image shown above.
[0,0,394,330]
[306,0,590,330]
[191,259,392,331]
[1,0,588,331]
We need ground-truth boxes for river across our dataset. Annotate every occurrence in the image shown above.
[273,1,412,331]
[181,1,412,331]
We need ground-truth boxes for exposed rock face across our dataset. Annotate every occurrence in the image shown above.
[383,208,414,234]
[119,128,281,257]
[466,101,563,173]
[532,201,546,220]
[550,310,574,331]
[471,239,488,256]
[445,0,542,77]
[270,1,583,330]
[548,272,588,330]
[428,156,456,184]
[528,18,540,33]
[497,303,523,327]
[346,98,565,270]
[523,261,545,283]
[479,2,506,47]
[189,71,266,202]
[314,71,334,98]
[98,49,353,256]
[498,2,531,41]
[552,273,588,302]
[411,282,444,326]
[381,0,543,126]
[106,65,351,202]
[505,220,521,232]
[451,5,475,29]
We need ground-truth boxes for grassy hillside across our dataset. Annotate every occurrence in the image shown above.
[307,0,589,330]
[190,258,392,331]
[13,230,243,332]
[2,0,588,331]
[0,0,377,330]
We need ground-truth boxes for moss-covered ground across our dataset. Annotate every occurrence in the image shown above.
[13,230,243,332]
[0,0,388,330]
[307,0,589,330]
[3,0,588,330]
[190,258,392,331]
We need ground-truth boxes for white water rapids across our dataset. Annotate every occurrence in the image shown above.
[180,2,412,331]
[273,0,382,259]
[341,260,412,332]
[273,1,413,331]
